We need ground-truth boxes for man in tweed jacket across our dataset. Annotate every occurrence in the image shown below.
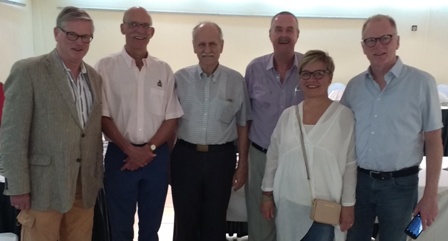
[0,6,103,241]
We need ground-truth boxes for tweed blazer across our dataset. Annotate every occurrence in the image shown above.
[0,50,103,212]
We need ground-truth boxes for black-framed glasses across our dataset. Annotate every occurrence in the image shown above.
[124,21,152,30]
[362,34,394,47]
[58,27,93,43]
[300,70,330,80]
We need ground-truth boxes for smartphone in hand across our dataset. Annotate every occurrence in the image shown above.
[404,213,423,239]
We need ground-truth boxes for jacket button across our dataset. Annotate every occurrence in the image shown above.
[76,158,81,163]
[82,133,85,137]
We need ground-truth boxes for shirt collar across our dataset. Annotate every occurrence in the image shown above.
[55,50,87,74]
[197,64,221,83]
[266,52,300,71]
[365,56,403,84]
[120,47,148,69]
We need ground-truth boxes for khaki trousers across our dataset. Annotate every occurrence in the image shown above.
[245,145,277,241]
[17,176,94,241]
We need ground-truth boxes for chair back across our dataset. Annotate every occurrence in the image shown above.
[0,233,18,241]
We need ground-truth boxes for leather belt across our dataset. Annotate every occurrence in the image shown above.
[177,139,234,152]
[358,166,420,180]
[251,142,267,153]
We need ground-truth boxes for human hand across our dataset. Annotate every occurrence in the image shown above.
[121,145,156,171]
[121,157,142,171]
[413,194,438,230]
[260,198,275,220]
[232,165,247,191]
[339,205,354,232]
[10,193,31,210]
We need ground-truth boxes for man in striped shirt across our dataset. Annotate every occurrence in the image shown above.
[0,6,103,241]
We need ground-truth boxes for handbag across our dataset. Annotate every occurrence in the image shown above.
[310,199,342,225]
[296,105,341,225]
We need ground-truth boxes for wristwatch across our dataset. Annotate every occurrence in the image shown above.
[149,143,156,152]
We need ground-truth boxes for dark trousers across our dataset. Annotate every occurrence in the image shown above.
[0,182,21,237]
[347,172,418,241]
[104,142,169,241]
[170,142,237,241]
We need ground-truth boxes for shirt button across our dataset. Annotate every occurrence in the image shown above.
[76,158,81,163]
[374,115,378,118]
[377,98,381,101]
[371,131,375,135]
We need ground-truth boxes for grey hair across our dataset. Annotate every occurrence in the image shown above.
[56,6,93,29]
[270,11,299,31]
[362,14,397,35]
[192,21,223,40]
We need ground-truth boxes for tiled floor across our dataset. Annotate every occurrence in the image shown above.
[133,187,248,241]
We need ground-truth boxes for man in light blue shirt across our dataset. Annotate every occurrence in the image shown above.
[171,21,250,241]
[341,14,443,241]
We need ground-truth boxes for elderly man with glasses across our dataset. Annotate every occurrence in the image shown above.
[341,14,443,241]
[95,6,183,241]
[0,6,103,241]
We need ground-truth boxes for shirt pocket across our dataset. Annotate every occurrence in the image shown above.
[149,88,166,116]
[214,99,235,124]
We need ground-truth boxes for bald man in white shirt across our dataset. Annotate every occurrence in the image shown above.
[95,7,183,241]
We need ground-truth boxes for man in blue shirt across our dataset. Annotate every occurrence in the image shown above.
[341,14,443,241]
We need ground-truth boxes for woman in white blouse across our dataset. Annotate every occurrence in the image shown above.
[260,50,357,241]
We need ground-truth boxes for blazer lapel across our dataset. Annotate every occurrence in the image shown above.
[46,50,82,128]
[83,66,101,130]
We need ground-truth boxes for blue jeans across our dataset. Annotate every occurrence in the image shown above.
[347,171,418,241]
[301,222,334,241]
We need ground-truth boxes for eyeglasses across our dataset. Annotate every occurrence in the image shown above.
[362,34,394,47]
[300,70,330,80]
[124,21,152,30]
[58,28,93,43]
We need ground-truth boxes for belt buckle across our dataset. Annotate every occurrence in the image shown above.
[369,171,380,179]
[370,171,392,180]
[196,144,209,152]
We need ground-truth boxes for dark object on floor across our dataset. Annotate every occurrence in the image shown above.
[0,182,21,239]
[226,221,248,238]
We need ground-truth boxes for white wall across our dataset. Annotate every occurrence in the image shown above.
[0,0,34,82]
[2,0,448,84]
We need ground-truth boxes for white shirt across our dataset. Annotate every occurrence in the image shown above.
[96,48,183,144]
[262,102,357,241]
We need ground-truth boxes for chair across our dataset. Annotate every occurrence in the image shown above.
[439,91,448,105]
[0,233,18,241]
[226,185,248,238]
[438,84,448,97]
[438,85,448,105]
[328,83,346,101]
[407,189,448,240]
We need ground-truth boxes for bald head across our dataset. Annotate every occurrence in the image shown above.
[123,7,152,26]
